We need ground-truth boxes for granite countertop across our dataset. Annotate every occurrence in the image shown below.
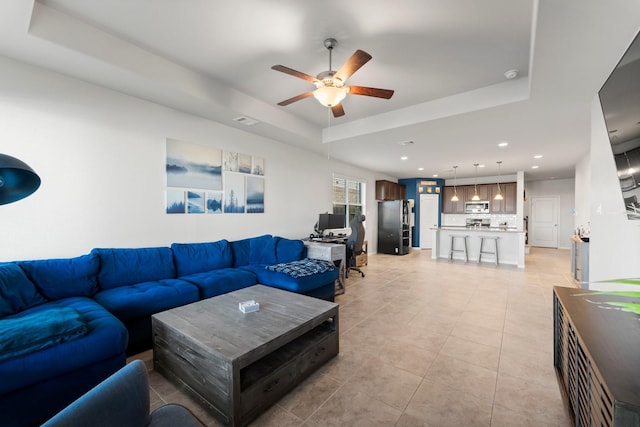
[433,226,524,233]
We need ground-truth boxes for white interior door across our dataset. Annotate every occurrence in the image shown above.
[420,194,439,249]
[529,196,559,248]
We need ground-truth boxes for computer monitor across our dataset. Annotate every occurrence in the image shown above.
[317,213,346,232]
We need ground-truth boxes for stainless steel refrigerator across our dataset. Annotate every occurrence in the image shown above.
[377,200,410,255]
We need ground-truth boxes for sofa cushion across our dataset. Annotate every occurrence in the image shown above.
[0,263,46,317]
[0,307,89,363]
[92,247,176,290]
[241,264,339,294]
[276,238,305,263]
[0,297,128,396]
[180,268,257,299]
[265,258,335,278]
[250,235,278,265]
[171,240,232,276]
[231,234,273,267]
[20,253,100,300]
[93,279,199,320]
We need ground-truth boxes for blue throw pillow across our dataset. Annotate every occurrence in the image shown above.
[0,263,46,317]
[171,240,233,276]
[20,253,100,300]
[276,238,305,263]
[250,235,278,265]
[92,247,176,290]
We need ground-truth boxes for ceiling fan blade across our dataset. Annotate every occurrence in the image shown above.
[331,104,345,117]
[334,50,372,82]
[348,86,394,99]
[271,65,317,83]
[277,91,314,106]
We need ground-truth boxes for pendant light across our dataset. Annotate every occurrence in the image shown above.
[472,163,480,201]
[494,161,504,200]
[0,153,41,205]
[451,166,459,201]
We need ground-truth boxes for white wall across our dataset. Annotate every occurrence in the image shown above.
[589,98,640,282]
[0,56,381,261]
[574,153,591,230]
[523,178,575,249]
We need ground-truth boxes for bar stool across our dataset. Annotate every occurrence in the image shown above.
[449,235,469,262]
[478,236,499,265]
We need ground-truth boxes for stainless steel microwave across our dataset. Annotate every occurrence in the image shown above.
[465,201,490,214]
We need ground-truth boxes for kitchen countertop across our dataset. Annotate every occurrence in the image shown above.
[433,226,524,233]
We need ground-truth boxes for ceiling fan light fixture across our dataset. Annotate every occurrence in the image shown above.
[313,85,348,107]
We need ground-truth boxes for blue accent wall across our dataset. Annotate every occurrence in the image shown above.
[399,178,444,247]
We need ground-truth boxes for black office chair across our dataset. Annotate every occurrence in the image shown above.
[346,212,366,278]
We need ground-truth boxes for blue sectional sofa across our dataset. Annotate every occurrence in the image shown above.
[0,234,338,427]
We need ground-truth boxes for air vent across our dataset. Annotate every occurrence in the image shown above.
[233,116,260,126]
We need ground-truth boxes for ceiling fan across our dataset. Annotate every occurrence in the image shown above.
[271,38,394,118]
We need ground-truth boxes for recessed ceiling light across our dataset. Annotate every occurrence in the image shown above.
[400,156,408,160]
[478,164,485,168]
[534,154,543,159]
[418,167,424,171]
[498,142,509,147]
[531,165,539,169]
[432,174,438,177]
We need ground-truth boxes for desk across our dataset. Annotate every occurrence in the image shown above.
[304,241,346,295]
[308,236,348,244]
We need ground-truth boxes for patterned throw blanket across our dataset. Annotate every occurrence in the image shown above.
[265,258,335,278]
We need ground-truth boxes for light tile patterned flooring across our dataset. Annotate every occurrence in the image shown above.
[131,247,576,426]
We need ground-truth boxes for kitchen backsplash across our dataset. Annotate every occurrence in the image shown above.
[442,213,519,228]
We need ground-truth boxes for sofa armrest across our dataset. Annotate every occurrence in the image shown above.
[42,360,150,427]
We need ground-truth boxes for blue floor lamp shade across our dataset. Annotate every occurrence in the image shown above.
[0,154,41,205]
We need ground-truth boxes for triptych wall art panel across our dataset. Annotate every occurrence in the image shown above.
[165,138,264,214]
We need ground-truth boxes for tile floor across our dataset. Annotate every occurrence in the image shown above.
[130,247,575,426]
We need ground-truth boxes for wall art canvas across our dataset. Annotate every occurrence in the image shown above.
[165,139,264,215]
[206,192,223,214]
[239,153,252,174]
[166,139,222,190]
[166,189,185,214]
[223,151,239,172]
[246,176,265,213]
[224,173,245,213]
[187,191,205,214]
[252,156,265,175]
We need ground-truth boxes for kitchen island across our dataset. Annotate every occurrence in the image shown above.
[431,227,526,268]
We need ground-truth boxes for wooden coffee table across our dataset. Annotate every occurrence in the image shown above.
[152,285,339,426]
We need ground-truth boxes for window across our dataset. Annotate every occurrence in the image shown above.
[332,175,365,226]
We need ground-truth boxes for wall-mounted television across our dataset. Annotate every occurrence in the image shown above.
[599,30,640,220]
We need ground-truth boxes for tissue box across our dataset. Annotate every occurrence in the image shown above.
[239,300,260,313]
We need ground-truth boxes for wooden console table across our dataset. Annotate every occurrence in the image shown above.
[553,286,640,426]
[304,240,346,295]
